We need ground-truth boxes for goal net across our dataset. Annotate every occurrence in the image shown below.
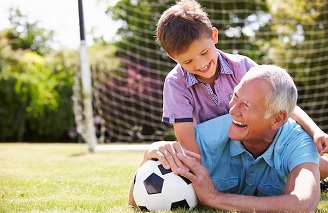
[74,0,328,145]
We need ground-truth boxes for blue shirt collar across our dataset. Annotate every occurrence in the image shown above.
[184,51,233,88]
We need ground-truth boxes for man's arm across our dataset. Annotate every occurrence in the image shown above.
[291,105,328,155]
[177,153,320,212]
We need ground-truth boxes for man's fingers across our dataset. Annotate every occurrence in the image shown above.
[185,149,201,161]
[176,152,200,174]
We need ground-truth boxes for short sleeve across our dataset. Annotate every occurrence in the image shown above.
[162,69,194,123]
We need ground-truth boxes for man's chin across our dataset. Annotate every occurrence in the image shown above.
[228,128,243,141]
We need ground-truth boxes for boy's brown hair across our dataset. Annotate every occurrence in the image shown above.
[156,0,213,57]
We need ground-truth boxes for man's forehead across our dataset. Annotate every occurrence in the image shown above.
[236,78,271,102]
[239,78,270,90]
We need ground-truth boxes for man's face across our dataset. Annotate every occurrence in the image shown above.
[228,78,276,144]
[170,30,218,83]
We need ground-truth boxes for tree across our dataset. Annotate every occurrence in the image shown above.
[0,9,76,141]
[261,0,328,130]
[5,8,55,55]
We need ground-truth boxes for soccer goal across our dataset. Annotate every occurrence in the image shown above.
[74,0,328,151]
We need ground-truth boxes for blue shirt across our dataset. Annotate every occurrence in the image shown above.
[194,114,320,196]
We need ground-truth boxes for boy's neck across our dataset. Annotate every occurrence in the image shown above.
[196,67,219,88]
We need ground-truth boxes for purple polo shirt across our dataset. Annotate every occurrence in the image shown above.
[162,49,258,125]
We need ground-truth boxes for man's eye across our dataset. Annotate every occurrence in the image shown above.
[244,102,250,109]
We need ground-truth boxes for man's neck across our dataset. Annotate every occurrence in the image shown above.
[241,135,277,158]
[241,141,269,158]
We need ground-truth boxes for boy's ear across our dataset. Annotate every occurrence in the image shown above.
[212,27,219,44]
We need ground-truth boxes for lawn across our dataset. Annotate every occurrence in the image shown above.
[0,143,328,213]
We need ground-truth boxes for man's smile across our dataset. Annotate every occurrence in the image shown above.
[232,119,247,127]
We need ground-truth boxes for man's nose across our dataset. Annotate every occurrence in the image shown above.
[229,102,240,116]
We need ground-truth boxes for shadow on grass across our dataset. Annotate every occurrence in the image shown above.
[69,153,88,157]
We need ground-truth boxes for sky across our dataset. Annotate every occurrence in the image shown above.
[0,0,121,49]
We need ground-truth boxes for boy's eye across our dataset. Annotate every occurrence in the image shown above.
[201,50,208,55]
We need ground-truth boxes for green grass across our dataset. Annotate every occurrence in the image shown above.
[0,143,328,213]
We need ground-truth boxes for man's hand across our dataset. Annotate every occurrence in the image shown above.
[176,152,219,206]
[142,141,200,174]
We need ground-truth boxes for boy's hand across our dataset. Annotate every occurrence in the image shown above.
[313,132,328,155]
[142,141,200,174]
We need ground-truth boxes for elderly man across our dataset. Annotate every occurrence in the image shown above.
[129,65,320,212]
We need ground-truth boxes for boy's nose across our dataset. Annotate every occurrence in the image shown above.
[196,60,208,71]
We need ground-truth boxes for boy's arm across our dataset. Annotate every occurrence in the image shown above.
[291,106,328,155]
[173,122,200,155]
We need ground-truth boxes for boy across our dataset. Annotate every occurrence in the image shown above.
[157,0,328,178]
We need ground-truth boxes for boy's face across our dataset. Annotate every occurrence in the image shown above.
[169,28,219,83]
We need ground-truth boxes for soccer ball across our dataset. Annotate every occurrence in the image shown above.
[133,159,198,211]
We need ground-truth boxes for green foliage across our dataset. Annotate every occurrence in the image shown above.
[0,8,77,141]
[0,6,120,142]
[263,0,328,128]
[6,8,55,55]
[0,45,76,141]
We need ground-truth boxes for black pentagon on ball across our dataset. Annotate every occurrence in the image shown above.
[171,199,190,210]
[158,164,172,175]
[133,173,136,184]
[179,175,192,184]
[138,206,148,211]
[143,173,164,194]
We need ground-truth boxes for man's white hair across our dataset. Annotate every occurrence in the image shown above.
[240,65,298,119]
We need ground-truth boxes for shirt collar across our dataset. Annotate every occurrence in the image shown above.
[260,127,283,168]
[184,51,233,88]
[229,140,274,168]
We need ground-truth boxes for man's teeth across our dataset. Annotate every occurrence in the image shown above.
[233,119,247,127]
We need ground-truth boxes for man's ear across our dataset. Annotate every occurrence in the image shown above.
[212,27,219,44]
[271,111,288,130]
